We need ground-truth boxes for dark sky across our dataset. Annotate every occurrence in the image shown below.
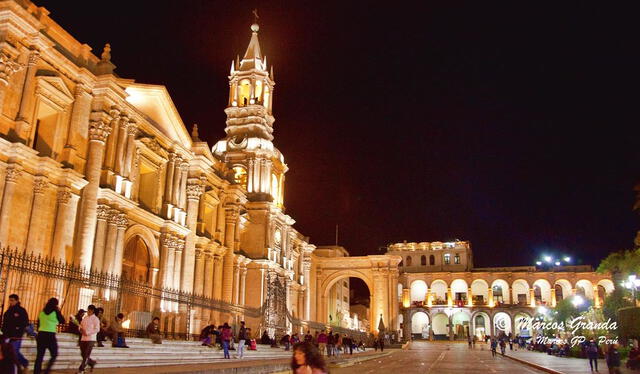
[38,1,639,268]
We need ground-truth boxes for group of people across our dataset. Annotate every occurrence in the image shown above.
[68,307,130,348]
[199,321,256,359]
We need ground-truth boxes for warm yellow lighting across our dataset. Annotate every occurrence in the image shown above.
[233,166,247,188]
[122,319,131,329]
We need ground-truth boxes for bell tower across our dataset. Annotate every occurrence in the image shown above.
[213,21,286,208]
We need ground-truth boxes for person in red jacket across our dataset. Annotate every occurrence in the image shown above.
[221,323,233,359]
[317,330,328,356]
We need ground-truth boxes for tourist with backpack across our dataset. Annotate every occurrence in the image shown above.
[586,338,599,372]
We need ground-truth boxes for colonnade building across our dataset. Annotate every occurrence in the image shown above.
[391,241,614,340]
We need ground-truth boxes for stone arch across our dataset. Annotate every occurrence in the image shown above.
[450,279,468,304]
[491,279,510,304]
[124,225,160,269]
[513,311,532,337]
[431,312,449,337]
[532,279,552,305]
[406,255,413,266]
[575,279,594,300]
[597,279,614,294]
[554,279,572,302]
[471,311,491,339]
[470,279,489,305]
[410,280,428,303]
[321,270,373,330]
[452,310,471,339]
[511,279,530,305]
[430,279,448,305]
[493,311,512,337]
[411,311,430,337]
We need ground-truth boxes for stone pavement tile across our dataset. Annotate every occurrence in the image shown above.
[505,347,634,374]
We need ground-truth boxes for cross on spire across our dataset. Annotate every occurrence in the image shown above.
[252,9,259,24]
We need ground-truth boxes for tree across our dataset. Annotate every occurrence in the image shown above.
[597,248,640,281]
[602,287,634,333]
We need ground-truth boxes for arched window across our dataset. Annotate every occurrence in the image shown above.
[420,255,426,265]
[429,255,435,265]
[534,285,542,302]
[406,256,412,266]
[554,284,564,301]
[493,285,504,303]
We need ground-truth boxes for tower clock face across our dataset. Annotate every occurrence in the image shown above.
[274,229,282,245]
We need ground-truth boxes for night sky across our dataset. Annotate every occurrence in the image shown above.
[38,1,639,268]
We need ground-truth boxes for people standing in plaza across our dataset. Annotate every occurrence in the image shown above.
[468,335,472,348]
[378,336,384,352]
[1,294,29,371]
[291,342,328,374]
[304,331,313,343]
[509,336,513,351]
[235,321,247,359]
[605,344,621,374]
[343,335,353,355]
[221,323,232,359]
[490,338,497,357]
[317,330,327,355]
[499,338,506,355]
[78,304,100,373]
[34,297,65,374]
[586,338,599,372]
[146,317,162,344]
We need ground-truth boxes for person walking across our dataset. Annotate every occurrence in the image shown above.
[468,335,472,349]
[235,321,247,359]
[0,334,20,374]
[490,338,497,357]
[606,344,621,374]
[499,338,506,355]
[221,323,232,359]
[33,297,65,374]
[78,304,100,373]
[586,338,599,372]
[1,294,29,371]
[327,332,334,356]
[379,336,384,352]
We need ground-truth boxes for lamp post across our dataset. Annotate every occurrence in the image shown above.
[625,274,640,306]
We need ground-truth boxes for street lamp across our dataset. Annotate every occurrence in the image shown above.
[544,256,552,263]
[563,256,571,262]
[624,274,640,306]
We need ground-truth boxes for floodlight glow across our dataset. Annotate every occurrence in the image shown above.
[544,256,552,263]
[572,296,584,307]
[555,261,561,266]
[630,274,637,283]
[536,261,542,266]
[537,306,548,315]
[564,257,571,262]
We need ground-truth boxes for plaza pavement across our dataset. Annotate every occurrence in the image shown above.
[332,341,547,374]
[504,345,634,374]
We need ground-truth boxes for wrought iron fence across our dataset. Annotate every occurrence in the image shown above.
[0,248,261,340]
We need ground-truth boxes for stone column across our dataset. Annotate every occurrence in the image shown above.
[550,288,557,307]
[25,176,49,255]
[222,207,237,302]
[15,49,39,140]
[172,157,182,207]
[158,234,172,289]
[215,192,226,242]
[467,287,473,307]
[76,117,112,269]
[0,164,21,245]
[112,213,128,276]
[232,260,240,304]
[593,286,600,308]
[179,163,188,210]
[90,204,110,271]
[103,112,121,172]
[529,288,536,307]
[164,154,175,208]
[240,266,247,305]
[181,179,203,292]
[447,287,453,307]
[51,189,80,261]
[193,249,205,296]
[488,287,494,307]
[164,238,176,289]
[173,238,184,290]
[101,209,119,274]
[114,116,128,175]
[203,252,214,298]
[123,123,137,178]
[303,262,311,320]
[213,254,224,300]
[0,50,23,113]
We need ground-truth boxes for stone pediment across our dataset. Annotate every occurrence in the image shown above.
[35,75,74,110]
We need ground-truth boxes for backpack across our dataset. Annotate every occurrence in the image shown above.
[588,344,598,353]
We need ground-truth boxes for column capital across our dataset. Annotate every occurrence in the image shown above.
[57,188,73,205]
[186,179,204,201]
[116,212,128,229]
[88,119,112,143]
[26,49,40,66]
[127,121,139,136]
[32,176,49,194]
[96,204,110,220]
[4,163,22,183]
[0,50,24,85]
[195,248,203,259]
[107,209,120,224]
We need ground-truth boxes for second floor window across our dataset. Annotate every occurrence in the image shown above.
[454,253,460,264]
[444,253,450,265]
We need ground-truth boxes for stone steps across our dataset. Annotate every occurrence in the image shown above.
[18,333,292,369]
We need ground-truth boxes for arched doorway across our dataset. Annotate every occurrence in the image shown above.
[473,312,490,339]
[452,311,470,339]
[493,312,512,337]
[432,313,449,340]
[121,236,151,314]
[513,312,532,337]
[411,311,430,339]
